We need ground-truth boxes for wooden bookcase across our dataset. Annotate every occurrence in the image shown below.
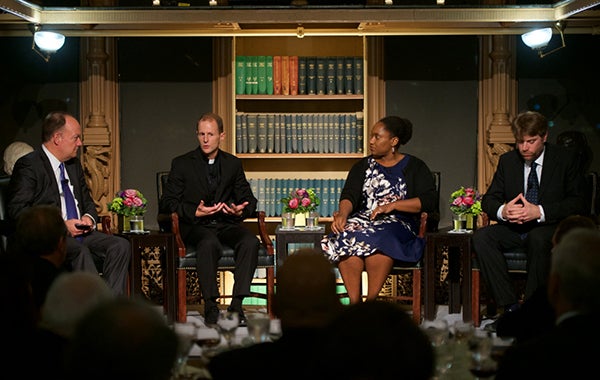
[231,36,368,223]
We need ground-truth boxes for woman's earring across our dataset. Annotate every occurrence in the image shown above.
[391,146,395,153]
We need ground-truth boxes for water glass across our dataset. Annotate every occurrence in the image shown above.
[305,211,319,230]
[246,312,271,343]
[281,212,295,230]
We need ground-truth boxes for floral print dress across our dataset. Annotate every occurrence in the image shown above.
[322,156,424,263]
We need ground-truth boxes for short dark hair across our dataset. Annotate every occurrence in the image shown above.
[198,112,224,133]
[42,111,71,143]
[14,205,67,257]
[511,111,548,141]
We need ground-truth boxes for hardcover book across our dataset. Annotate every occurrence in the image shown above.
[356,111,364,153]
[289,55,298,96]
[281,55,290,96]
[335,56,345,95]
[245,56,254,95]
[266,55,274,95]
[316,57,326,95]
[273,56,282,95]
[267,113,275,153]
[257,55,267,95]
[353,56,363,95]
[247,113,258,154]
[257,113,267,153]
[236,56,245,95]
[306,57,316,95]
[344,57,354,95]
[298,56,307,95]
[326,57,336,95]
[251,55,259,95]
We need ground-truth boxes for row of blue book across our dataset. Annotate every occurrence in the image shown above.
[236,112,364,154]
[248,177,346,217]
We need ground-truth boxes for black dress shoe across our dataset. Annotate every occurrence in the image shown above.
[204,305,220,326]
[227,306,247,327]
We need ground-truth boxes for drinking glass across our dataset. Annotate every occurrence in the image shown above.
[469,333,497,379]
[281,212,295,230]
[171,322,198,378]
[216,310,239,348]
[421,319,453,377]
[305,211,319,230]
[246,312,271,344]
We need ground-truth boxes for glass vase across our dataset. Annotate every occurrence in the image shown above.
[294,212,307,227]
[452,213,467,232]
[118,214,131,233]
[129,215,144,233]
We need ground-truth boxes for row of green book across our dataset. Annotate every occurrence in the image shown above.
[236,112,364,154]
[249,177,345,218]
[235,55,363,96]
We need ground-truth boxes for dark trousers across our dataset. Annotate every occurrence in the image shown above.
[472,223,556,306]
[66,231,131,295]
[185,223,259,304]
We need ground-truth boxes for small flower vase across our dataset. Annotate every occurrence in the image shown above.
[452,213,467,232]
[294,212,307,227]
[129,215,145,233]
[465,214,477,231]
[118,214,131,233]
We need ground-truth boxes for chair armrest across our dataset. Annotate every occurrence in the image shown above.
[418,212,428,238]
[481,212,490,226]
[254,210,274,256]
[101,215,112,235]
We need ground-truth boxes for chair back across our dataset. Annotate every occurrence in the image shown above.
[0,175,11,254]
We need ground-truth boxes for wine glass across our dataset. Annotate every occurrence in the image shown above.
[216,310,239,348]
[171,322,199,378]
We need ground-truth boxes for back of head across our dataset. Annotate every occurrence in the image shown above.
[552,214,596,246]
[40,271,114,337]
[550,228,600,314]
[67,298,178,380]
[320,300,434,380]
[274,248,342,329]
[3,141,33,175]
[13,205,67,259]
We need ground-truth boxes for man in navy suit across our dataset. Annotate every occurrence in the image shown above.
[473,111,585,315]
[7,111,131,295]
[160,112,259,325]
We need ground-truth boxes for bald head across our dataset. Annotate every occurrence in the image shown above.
[274,248,343,329]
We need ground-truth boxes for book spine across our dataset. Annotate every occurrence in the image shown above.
[289,55,298,96]
[236,56,245,95]
[267,113,275,153]
[296,114,303,154]
[241,113,248,154]
[291,113,298,153]
[285,114,292,154]
[257,178,266,215]
[344,57,354,95]
[273,56,282,95]
[245,56,253,95]
[281,56,290,96]
[329,114,336,154]
[307,57,316,95]
[326,57,336,95]
[235,111,243,153]
[251,56,259,95]
[273,114,281,154]
[306,113,313,153]
[349,113,357,153]
[356,111,364,154]
[257,113,267,153]
[353,56,363,95]
[335,57,345,95]
[298,56,307,95]
[257,55,267,95]
[317,113,324,153]
[316,57,326,95]
[344,113,352,154]
[301,114,309,153]
[247,113,258,154]
[266,56,274,95]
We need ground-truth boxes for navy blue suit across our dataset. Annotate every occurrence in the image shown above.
[473,144,585,306]
[8,148,131,295]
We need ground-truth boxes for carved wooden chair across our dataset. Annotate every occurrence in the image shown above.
[156,171,275,323]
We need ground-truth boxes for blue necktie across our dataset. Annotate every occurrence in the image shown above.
[59,163,79,220]
[525,162,539,204]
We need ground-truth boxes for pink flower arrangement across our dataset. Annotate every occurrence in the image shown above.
[449,186,482,216]
[280,188,320,214]
[107,189,147,216]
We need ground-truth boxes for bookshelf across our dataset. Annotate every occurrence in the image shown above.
[232,36,367,223]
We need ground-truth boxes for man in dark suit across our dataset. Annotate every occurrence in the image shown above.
[7,111,131,295]
[495,228,600,379]
[473,111,586,315]
[159,112,259,325]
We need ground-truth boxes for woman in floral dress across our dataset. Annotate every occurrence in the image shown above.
[322,116,437,304]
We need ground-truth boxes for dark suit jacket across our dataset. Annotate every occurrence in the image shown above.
[495,313,600,379]
[7,148,99,223]
[482,143,585,226]
[159,148,257,238]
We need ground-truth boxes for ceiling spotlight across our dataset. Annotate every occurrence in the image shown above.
[521,21,566,58]
[30,24,66,62]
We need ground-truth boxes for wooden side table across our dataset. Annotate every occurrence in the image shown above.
[120,231,176,323]
[424,227,473,322]
[275,225,326,268]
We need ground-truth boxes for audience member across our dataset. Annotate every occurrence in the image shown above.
[31,271,115,378]
[66,298,178,380]
[496,228,600,378]
[495,214,597,342]
[7,111,131,295]
[321,115,437,304]
[2,141,33,176]
[317,300,434,380]
[160,112,260,325]
[208,248,344,380]
[473,111,586,319]
[9,204,68,311]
